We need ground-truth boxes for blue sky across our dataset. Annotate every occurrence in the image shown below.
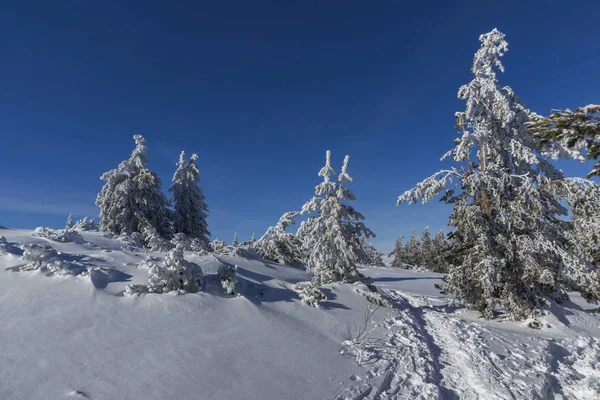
[0,1,598,252]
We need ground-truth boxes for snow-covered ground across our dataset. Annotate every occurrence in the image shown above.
[1,228,599,399]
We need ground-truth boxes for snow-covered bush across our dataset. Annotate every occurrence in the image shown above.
[115,232,143,250]
[209,238,230,255]
[124,284,149,296]
[218,264,238,295]
[170,151,210,248]
[341,304,381,365]
[294,281,326,308]
[355,285,393,308]
[147,246,203,294]
[32,227,85,244]
[396,29,600,320]
[253,211,304,265]
[73,216,98,231]
[46,260,88,276]
[298,152,375,286]
[96,135,172,238]
[16,244,87,276]
[18,244,59,271]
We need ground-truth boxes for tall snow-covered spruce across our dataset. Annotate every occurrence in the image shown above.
[170,151,210,248]
[298,151,375,285]
[96,135,172,239]
[397,29,600,320]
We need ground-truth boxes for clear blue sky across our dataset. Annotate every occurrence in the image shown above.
[0,1,598,252]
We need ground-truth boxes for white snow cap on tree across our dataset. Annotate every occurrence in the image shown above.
[96,135,172,239]
[170,151,210,248]
[253,211,304,265]
[65,214,74,230]
[397,29,600,320]
[298,151,375,286]
[232,232,239,247]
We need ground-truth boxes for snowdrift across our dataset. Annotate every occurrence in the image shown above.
[1,229,599,400]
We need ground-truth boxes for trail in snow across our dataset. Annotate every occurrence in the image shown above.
[334,290,455,400]
[338,287,600,400]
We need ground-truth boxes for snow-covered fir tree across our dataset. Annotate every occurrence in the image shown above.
[397,29,600,320]
[298,151,375,285]
[419,227,433,266]
[253,211,304,265]
[406,231,422,267]
[232,232,239,247]
[389,236,408,268]
[429,230,451,273]
[170,151,210,248]
[65,214,73,230]
[96,135,172,239]
[250,232,256,245]
[388,229,450,271]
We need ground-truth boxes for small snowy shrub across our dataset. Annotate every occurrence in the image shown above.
[147,246,203,294]
[209,238,230,255]
[253,211,304,265]
[32,227,85,244]
[124,284,149,296]
[73,217,98,231]
[355,286,393,308]
[115,232,143,251]
[218,264,238,295]
[294,281,326,308]
[16,244,86,276]
[46,260,87,276]
[19,243,60,270]
[341,304,382,365]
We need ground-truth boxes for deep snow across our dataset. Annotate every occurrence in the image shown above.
[1,228,599,400]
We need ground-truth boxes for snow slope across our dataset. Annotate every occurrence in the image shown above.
[1,228,599,400]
